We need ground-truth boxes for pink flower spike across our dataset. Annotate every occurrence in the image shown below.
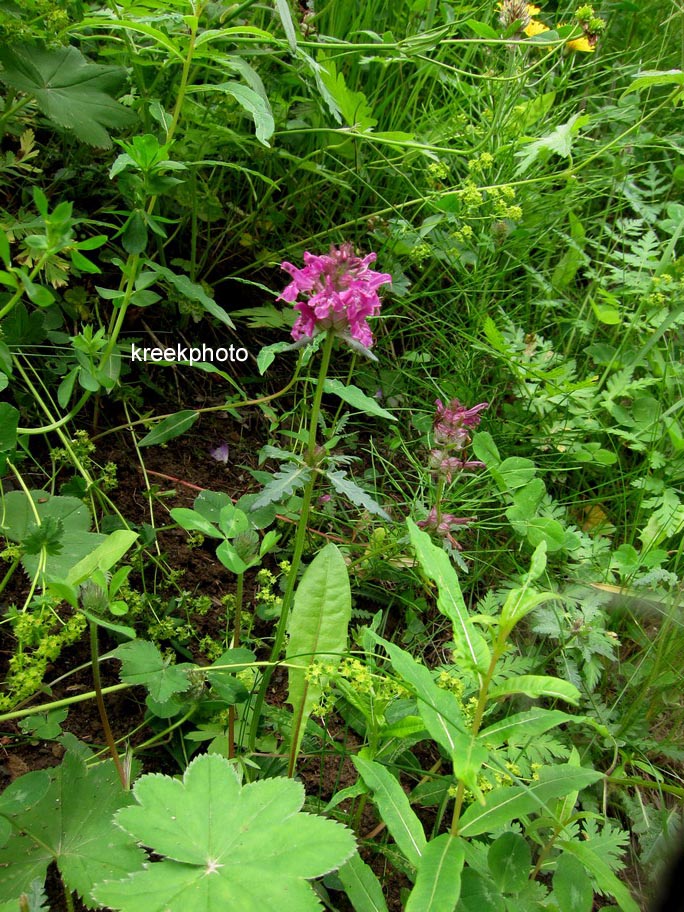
[433,398,489,447]
[278,243,391,349]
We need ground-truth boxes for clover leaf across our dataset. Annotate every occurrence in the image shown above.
[95,753,356,912]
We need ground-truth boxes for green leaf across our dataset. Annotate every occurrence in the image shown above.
[138,410,199,446]
[552,853,593,912]
[458,869,505,912]
[326,469,391,521]
[0,771,51,817]
[478,708,575,749]
[370,634,467,757]
[352,756,426,868]
[0,751,145,904]
[64,529,138,586]
[218,81,275,146]
[515,112,591,175]
[257,340,294,374]
[318,55,377,130]
[457,765,603,837]
[0,403,19,452]
[405,834,465,912]
[0,490,105,582]
[621,68,684,97]
[112,640,194,702]
[338,852,389,912]
[487,833,530,894]
[95,753,356,912]
[275,0,298,52]
[407,520,490,675]
[488,675,580,705]
[170,507,222,538]
[147,263,234,329]
[558,840,639,912]
[252,463,312,510]
[0,44,137,147]
[552,210,586,289]
[287,543,351,762]
[465,19,500,39]
[323,379,396,421]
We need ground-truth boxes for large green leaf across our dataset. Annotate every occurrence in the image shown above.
[457,765,603,837]
[138,410,199,446]
[488,675,580,705]
[407,520,490,676]
[405,834,465,912]
[94,753,356,912]
[0,751,145,905]
[287,543,351,762]
[0,44,137,147]
[0,490,105,582]
[353,756,426,869]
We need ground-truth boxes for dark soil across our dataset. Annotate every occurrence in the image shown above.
[0,363,416,912]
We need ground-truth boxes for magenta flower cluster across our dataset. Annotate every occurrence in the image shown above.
[430,398,488,481]
[279,243,392,349]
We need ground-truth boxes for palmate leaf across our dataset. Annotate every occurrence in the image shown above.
[0,752,145,907]
[94,753,356,912]
[0,44,137,148]
[112,639,194,703]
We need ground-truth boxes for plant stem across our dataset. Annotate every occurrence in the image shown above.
[248,331,335,753]
[89,621,127,789]
[228,571,244,760]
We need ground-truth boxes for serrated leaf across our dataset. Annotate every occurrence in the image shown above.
[405,834,465,912]
[0,751,145,904]
[95,753,356,912]
[326,469,390,520]
[457,765,603,837]
[353,756,426,868]
[138,410,199,446]
[318,55,376,131]
[252,463,312,510]
[287,543,351,762]
[323,379,396,421]
[488,675,580,705]
[112,640,194,702]
[0,44,136,147]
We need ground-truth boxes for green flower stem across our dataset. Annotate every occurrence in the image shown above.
[228,570,244,760]
[248,331,335,754]
[450,645,503,836]
[89,621,127,789]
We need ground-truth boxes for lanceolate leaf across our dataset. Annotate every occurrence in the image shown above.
[0,751,145,905]
[352,756,426,868]
[323,379,396,421]
[0,44,136,147]
[138,410,199,446]
[405,834,465,912]
[558,840,640,912]
[478,708,576,749]
[95,753,356,912]
[338,852,389,912]
[407,520,490,676]
[488,675,580,705]
[457,765,603,838]
[287,543,351,762]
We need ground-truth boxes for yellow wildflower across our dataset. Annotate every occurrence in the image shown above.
[566,35,595,52]
[524,19,550,37]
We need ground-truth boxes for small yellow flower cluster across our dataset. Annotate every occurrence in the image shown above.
[255,568,283,616]
[500,1,605,53]
[467,152,494,175]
